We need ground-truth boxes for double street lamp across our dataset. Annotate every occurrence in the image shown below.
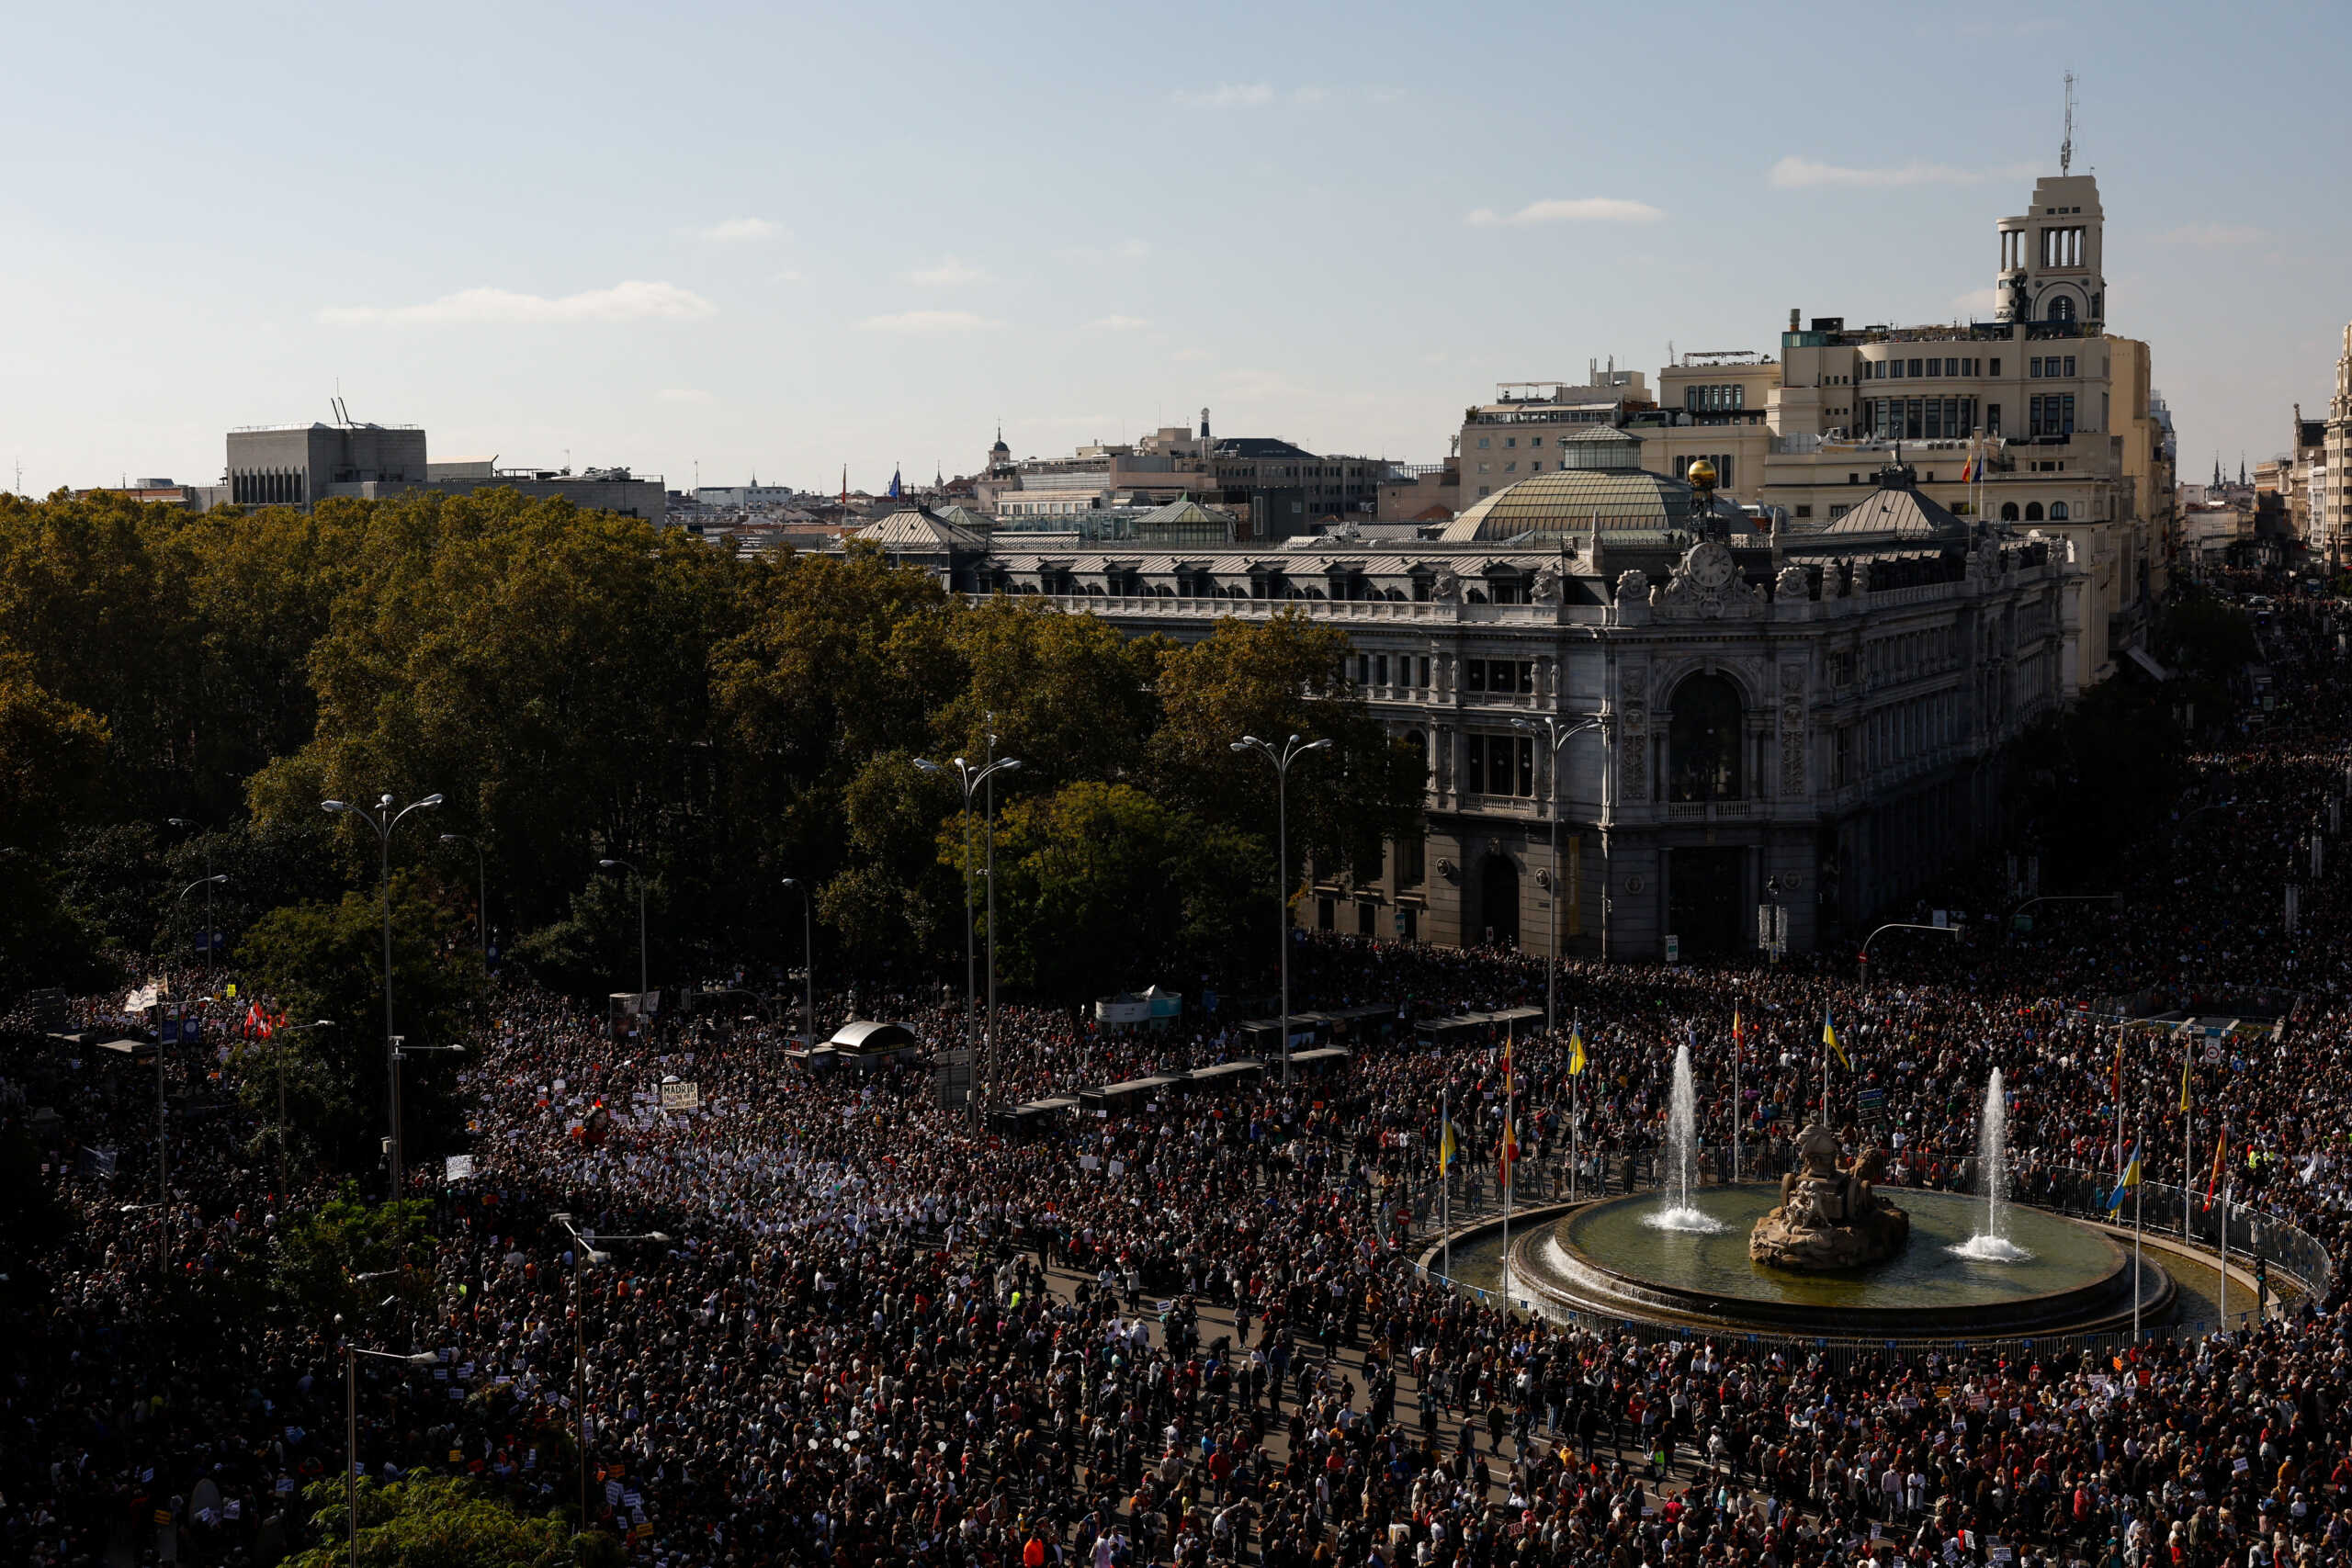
[1231,734,1329,1086]
[550,1213,669,1528]
[780,877,816,1047]
[597,858,649,998]
[439,832,489,973]
[342,1341,437,1568]
[322,793,443,1194]
[1510,715,1605,1035]
[165,818,217,962]
[157,874,227,1261]
[913,752,1022,1122]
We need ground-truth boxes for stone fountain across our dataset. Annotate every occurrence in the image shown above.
[1747,1121,1911,1270]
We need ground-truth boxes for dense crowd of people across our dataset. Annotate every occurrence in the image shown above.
[8,582,2352,1568]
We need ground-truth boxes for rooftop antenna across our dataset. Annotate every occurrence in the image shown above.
[2060,71,2075,175]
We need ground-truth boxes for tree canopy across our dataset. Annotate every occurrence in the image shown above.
[0,488,1425,1172]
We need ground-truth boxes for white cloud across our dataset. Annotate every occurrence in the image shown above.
[1060,238,1151,265]
[1173,82,1274,107]
[1768,156,2036,189]
[656,387,714,404]
[1085,314,1149,331]
[1951,288,2001,316]
[2155,222,2267,246]
[1464,197,1665,227]
[320,279,717,325]
[859,310,1000,333]
[905,255,989,286]
[693,217,781,242]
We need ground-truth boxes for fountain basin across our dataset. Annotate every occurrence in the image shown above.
[1512,1185,2171,1340]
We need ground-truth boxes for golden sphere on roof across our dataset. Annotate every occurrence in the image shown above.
[1687,458,1718,490]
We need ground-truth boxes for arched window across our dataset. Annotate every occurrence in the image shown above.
[2045,294,2075,324]
[2024,502,2044,522]
[2048,502,2069,521]
[1668,673,1743,802]
[1999,502,2019,522]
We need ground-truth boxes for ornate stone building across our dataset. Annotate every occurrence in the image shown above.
[855,423,2073,960]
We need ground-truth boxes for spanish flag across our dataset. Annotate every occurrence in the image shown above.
[1568,1021,1587,1078]
[2179,1055,2192,1115]
[2205,1127,2228,1205]
[1823,1009,1849,1070]
[1498,1116,1520,1190]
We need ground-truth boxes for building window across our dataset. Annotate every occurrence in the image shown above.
[2024,502,2044,522]
[2001,502,2020,522]
[1986,402,2001,435]
[2049,502,2070,521]
[1668,673,1743,802]
[2047,295,2076,324]
[1793,503,1813,518]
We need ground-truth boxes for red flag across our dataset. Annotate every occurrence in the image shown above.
[1497,1117,1520,1189]
[2205,1127,2227,1204]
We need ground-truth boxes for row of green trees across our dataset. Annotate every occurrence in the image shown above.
[0,485,1420,1063]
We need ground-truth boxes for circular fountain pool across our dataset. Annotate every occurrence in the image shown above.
[1509,1185,2172,1340]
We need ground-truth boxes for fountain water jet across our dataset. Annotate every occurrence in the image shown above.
[1646,1041,1725,1234]
[1951,1068,2031,1262]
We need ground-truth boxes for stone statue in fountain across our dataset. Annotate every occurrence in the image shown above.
[1749,1121,1910,1270]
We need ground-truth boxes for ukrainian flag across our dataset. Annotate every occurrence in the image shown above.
[2105,1143,2142,1212]
[1440,1116,1458,1174]
[1568,1023,1587,1078]
[1823,1009,1849,1069]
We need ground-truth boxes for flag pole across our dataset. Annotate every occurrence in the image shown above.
[2217,1122,2228,1332]
[1732,1009,1743,1184]
[2132,1110,2144,1345]
[1569,1021,1580,1201]
[1441,1087,1451,1285]
[2180,1027,2192,1249]
[1501,1025,1514,1305]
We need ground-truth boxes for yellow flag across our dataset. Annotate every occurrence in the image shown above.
[2179,1055,2191,1114]
[1568,1024,1587,1078]
[1822,1009,1849,1069]
[1439,1117,1458,1173]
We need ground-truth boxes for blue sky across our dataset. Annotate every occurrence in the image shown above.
[6,0,2347,497]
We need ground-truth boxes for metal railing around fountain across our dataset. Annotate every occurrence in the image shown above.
[1398,1157,2321,1371]
[1986,1163,2335,1303]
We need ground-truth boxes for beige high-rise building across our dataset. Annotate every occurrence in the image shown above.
[2326,324,2352,570]
[1459,169,2168,692]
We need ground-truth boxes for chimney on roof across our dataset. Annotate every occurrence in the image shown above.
[1199,407,1211,443]
[1789,308,1801,332]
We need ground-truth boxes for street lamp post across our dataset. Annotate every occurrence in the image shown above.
[438,833,489,973]
[913,754,1023,1122]
[597,858,648,998]
[780,878,815,1047]
[274,1020,334,1204]
[165,818,214,964]
[158,874,226,1267]
[1510,716,1602,1038]
[322,793,443,1195]
[1231,734,1330,1087]
[1855,919,1962,988]
[549,1214,669,1529]
[343,1342,437,1568]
